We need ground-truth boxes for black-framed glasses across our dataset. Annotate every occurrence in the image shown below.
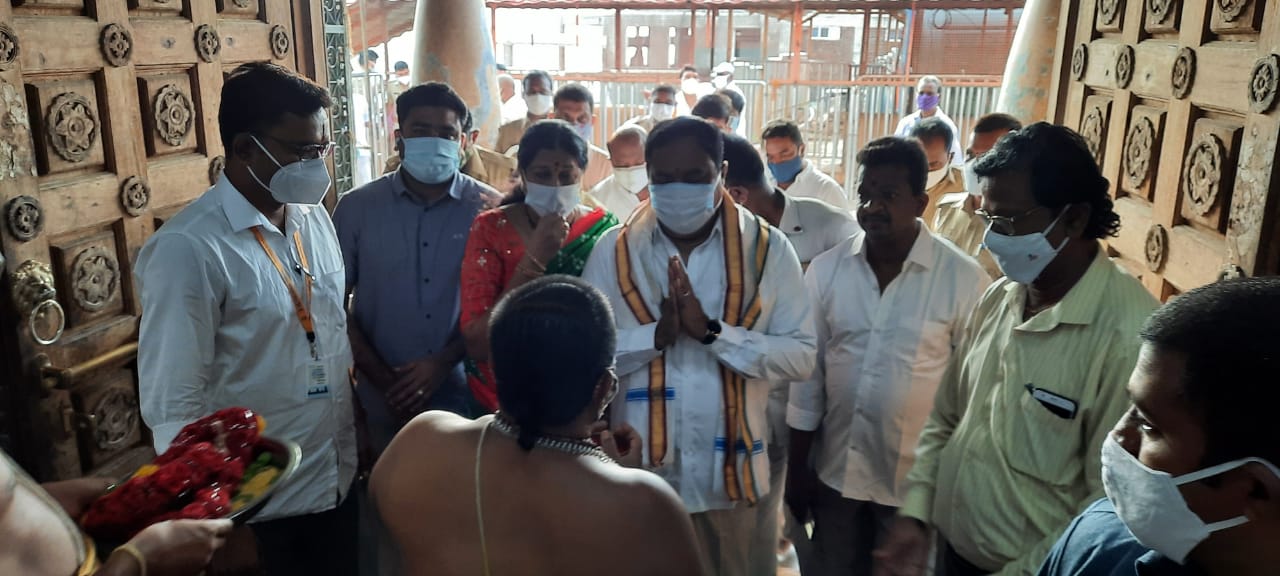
[974,206,1047,236]
[258,133,335,161]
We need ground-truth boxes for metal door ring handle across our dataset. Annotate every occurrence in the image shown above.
[31,299,65,346]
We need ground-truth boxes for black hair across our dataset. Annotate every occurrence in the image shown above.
[393,61,408,72]
[856,136,929,197]
[973,113,1023,135]
[717,89,745,114]
[496,63,509,72]
[645,116,724,167]
[554,83,594,113]
[680,65,698,76]
[395,81,469,130]
[722,132,769,190]
[691,94,732,121]
[910,117,954,149]
[653,84,677,99]
[1139,277,1280,468]
[761,119,804,146]
[523,70,553,94]
[972,122,1120,239]
[463,111,474,133]
[219,62,332,150]
[490,275,617,450]
[357,49,378,67]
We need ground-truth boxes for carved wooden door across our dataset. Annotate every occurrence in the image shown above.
[1049,0,1280,299]
[0,0,319,481]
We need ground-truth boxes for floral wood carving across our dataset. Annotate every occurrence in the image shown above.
[1248,55,1279,114]
[5,195,43,242]
[153,85,194,147]
[1171,48,1195,100]
[120,176,150,217]
[195,25,220,63]
[1081,106,1106,161]
[270,26,291,59]
[209,155,226,185]
[0,80,35,180]
[1123,117,1156,190]
[71,247,119,312]
[1216,0,1249,22]
[1182,133,1225,217]
[91,388,138,450]
[1148,0,1176,23]
[1115,45,1135,89]
[46,93,98,163]
[1144,224,1168,272]
[0,24,19,71]
[1098,0,1123,26]
[100,24,132,67]
[1072,45,1088,80]
[233,0,251,7]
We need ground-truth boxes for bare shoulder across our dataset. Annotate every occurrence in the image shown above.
[373,412,479,485]
[597,467,703,575]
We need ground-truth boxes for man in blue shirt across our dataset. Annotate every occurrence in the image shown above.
[1037,278,1280,576]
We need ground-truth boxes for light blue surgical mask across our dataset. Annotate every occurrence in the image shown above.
[524,181,580,218]
[982,207,1070,285]
[574,122,594,144]
[649,180,719,235]
[769,156,804,184]
[400,137,460,185]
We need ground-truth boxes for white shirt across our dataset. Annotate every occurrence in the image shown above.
[788,224,989,507]
[590,175,644,221]
[782,160,849,210]
[778,194,862,265]
[894,108,964,165]
[676,83,714,117]
[500,95,527,125]
[582,209,816,513]
[135,177,358,521]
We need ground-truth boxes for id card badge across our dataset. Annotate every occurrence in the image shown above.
[307,362,332,399]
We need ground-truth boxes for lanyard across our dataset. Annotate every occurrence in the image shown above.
[252,226,317,360]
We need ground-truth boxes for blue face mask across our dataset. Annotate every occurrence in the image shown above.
[649,180,719,235]
[401,137,460,185]
[729,116,741,131]
[769,156,804,184]
[574,122,594,144]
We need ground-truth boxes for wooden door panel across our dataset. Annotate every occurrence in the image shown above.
[0,0,321,480]
[1052,0,1280,299]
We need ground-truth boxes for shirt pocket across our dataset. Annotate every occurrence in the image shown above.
[1003,387,1083,486]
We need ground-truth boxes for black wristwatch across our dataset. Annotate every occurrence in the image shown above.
[700,320,722,345]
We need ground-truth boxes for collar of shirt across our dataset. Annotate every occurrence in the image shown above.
[650,209,726,248]
[216,175,310,235]
[848,221,935,271]
[1135,551,1206,576]
[778,191,805,235]
[1005,245,1109,332]
[391,168,463,203]
[937,192,973,211]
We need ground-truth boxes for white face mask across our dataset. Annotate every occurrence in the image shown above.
[248,136,332,205]
[650,103,676,121]
[524,93,553,116]
[649,180,719,235]
[1101,435,1279,564]
[963,160,982,197]
[926,166,948,190]
[982,207,1069,285]
[712,75,729,89]
[681,77,701,94]
[613,165,648,194]
[524,181,579,217]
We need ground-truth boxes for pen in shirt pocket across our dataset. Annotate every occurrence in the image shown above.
[1025,383,1078,420]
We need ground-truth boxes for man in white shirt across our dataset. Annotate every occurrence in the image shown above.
[583,117,816,576]
[591,125,649,219]
[786,136,990,576]
[625,84,678,133]
[722,131,860,574]
[676,65,713,117]
[763,120,849,210]
[498,73,527,124]
[135,62,358,575]
[893,75,963,164]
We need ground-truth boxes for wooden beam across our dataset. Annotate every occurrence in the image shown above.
[860,9,872,76]
[788,3,802,82]
[709,9,718,70]
[727,10,736,60]
[615,8,624,71]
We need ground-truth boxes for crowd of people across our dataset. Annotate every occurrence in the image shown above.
[2,59,1278,576]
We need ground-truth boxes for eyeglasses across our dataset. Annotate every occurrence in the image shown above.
[258,134,335,161]
[974,206,1047,236]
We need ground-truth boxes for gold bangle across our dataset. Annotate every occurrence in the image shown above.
[112,543,147,576]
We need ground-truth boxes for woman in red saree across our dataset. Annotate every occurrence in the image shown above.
[461,120,619,412]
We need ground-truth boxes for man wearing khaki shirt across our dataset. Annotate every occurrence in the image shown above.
[933,113,1023,280]
[911,118,965,226]
[874,123,1159,576]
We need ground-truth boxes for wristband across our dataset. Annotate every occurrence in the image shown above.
[112,543,147,576]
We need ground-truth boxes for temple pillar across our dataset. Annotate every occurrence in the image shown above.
[413,0,503,149]
[996,0,1062,123]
